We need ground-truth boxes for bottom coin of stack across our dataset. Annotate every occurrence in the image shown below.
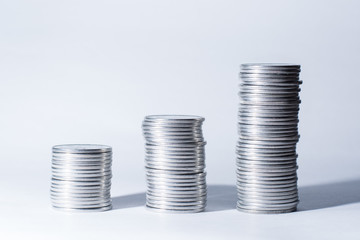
[142,115,207,213]
[50,144,112,212]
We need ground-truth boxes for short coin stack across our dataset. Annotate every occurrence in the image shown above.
[236,63,302,214]
[142,115,207,213]
[51,144,112,212]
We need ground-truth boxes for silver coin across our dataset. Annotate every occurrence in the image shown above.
[240,71,300,76]
[146,171,206,178]
[237,188,297,196]
[142,124,203,131]
[51,176,111,182]
[52,152,112,157]
[236,149,296,156]
[146,200,206,208]
[51,168,111,174]
[51,189,111,195]
[50,186,111,193]
[237,184,298,193]
[240,67,300,72]
[240,80,301,87]
[237,163,297,170]
[240,75,301,81]
[53,144,112,153]
[236,153,297,160]
[50,188,111,195]
[146,201,206,210]
[51,172,111,179]
[145,152,205,158]
[237,177,298,185]
[237,181,297,190]
[240,96,300,102]
[236,174,298,182]
[52,202,112,209]
[237,143,297,151]
[236,171,297,181]
[51,165,111,171]
[147,194,207,202]
[238,199,298,209]
[145,168,204,175]
[240,89,300,95]
[236,150,296,157]
[145,153,205,159]
[146,165,205,172]
[241,63,300,69]
[145,157,205,163]
[237,192,298,201]
[237,202,298,211]
[146,198,207,206]
[146,174,206,180]
[51,197,111,203]
[147,188,207,196]
[145,143,205,150]
[147,194,206,202]
[237,166,297,173]
[145,158,205,164]
[146,205,205,213]
[146,148,205,153]
[238,124,298,131]
[147,182,206,189]
[238,196,298,204]
[236,205,296,214]
[145,162,205,169]
[52,158,112,164]
[145,114,204,121]
[146,155,204,160]
[147,179,206,187]
[237,200,298,208]
[51,196,111,204]
[52,205,112,212]
[145,142,206,148]
[51,174,112,181]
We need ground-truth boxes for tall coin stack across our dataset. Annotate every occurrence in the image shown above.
[236,63,302,214]
[51,144,112,212]
[142,115,207,213]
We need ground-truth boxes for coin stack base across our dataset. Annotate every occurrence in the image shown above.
[142,115,207,213]
[51,144,113,212]
[236,63,302,214]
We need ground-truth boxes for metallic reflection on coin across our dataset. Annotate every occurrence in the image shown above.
[236,64,302,214]
[50,144,112,212]
[142,115,207,213]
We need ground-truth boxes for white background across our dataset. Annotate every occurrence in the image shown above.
[1,0,360,239]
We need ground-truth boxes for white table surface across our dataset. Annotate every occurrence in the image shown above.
[1,159,359,240]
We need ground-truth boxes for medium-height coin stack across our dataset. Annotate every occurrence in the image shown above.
[236,63,302,214]
[51,144,112,212]
[142,115,207,213]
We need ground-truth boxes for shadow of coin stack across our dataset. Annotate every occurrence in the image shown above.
[236,63,302,214]
[50,144,112,212]
[142,115,207,213]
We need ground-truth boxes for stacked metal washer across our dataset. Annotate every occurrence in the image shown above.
[236,63,302,214]
[51,144,112,212]
[142,115,207,213]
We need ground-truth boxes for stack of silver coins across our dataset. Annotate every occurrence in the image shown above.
[50,144,112,212]
[236,63,302,214]
[142,115,207,213]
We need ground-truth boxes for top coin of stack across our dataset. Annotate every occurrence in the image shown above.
[236,63,302,214]
[50,144,113,212]
[142,115,207,213]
